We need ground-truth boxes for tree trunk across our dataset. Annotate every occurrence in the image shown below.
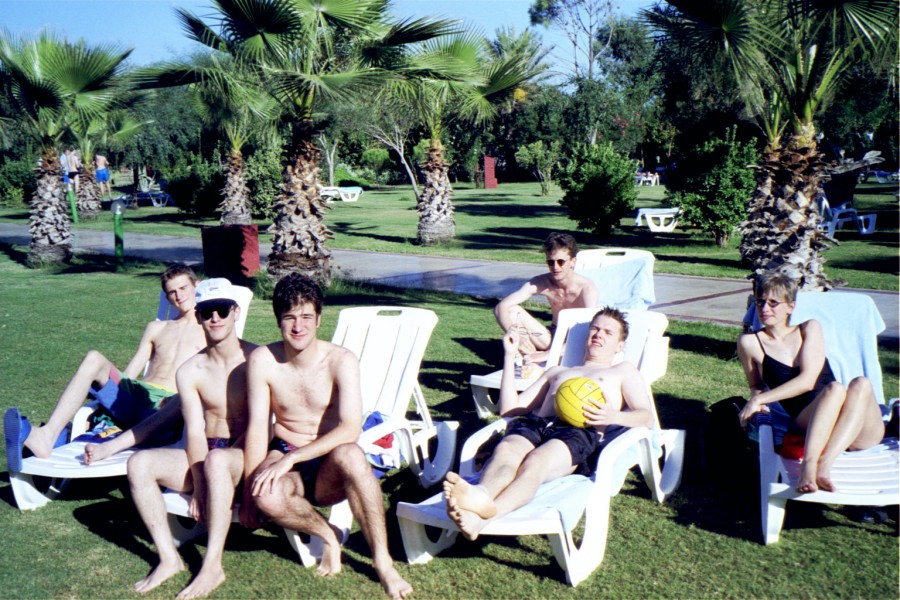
[267,125,333,284]
[28,149,73,267]
[76,164,102,219]
[220,148,252,225]
[738,140,841,291]
[416,143,455,245]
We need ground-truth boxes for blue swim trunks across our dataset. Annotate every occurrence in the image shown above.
[95,168,110,183]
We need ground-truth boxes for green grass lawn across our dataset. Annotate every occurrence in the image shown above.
[0,252,897,599]
[1,181,896,290]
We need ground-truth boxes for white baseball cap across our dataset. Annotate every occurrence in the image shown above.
[195,278,240,307]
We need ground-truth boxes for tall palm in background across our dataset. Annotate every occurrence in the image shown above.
[398,32,544,245]
[191,55,281,225]
[177,0,458,282]
[644,0,897,290]
[0,31,132,266]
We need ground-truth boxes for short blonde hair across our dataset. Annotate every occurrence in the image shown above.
[756,271,798,303]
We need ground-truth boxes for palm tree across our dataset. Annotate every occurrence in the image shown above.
[176,0,458,282]
[190,55,281,225]
[644,0,897,290]
[397,32,545,245]
[0,31,132,266]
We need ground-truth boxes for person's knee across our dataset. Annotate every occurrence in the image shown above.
[847,376,873,397]
[253,485,286,518]
[82,349,111,377]
[330,442,367,474]
[127,451,155,483]
[204,449,230,478]
[820,381,846,401]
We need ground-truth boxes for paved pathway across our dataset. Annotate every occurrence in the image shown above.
[1,222,896,340]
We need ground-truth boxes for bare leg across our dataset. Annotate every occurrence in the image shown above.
[814,378,886,491]
[795,382,846,493]
[26,350,114,458]
[177,448,243,600]
[128,448,191,593]
[84,396,182,465]
[253,452,344,577]
[449,439,575,540]
[320,444,412,600]
[494,305,552,357]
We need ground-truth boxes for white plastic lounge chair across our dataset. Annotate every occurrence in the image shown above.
[470,250,656,418]
[319,186,362,203]
[635,208,680,232]
[163,306,458,567]
[398,309,684,586]
[8,285,253,510]
[748,292,899,544]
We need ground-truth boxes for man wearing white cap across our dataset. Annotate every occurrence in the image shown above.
[126,277,256,598]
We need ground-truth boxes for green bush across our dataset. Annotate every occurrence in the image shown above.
[162,153,224,217]
[557,142,637,237]
[0,156,36,207]
[361,148,391,171]
[666,128,759,247]
[245,144,283,220]
[334,164,371,187]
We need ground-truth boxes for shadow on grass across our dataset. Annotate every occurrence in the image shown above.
[830,254,899,274]
[668,331,739,361]
[330,222,413,246]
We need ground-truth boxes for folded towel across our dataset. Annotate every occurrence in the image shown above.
[578,255,655,311]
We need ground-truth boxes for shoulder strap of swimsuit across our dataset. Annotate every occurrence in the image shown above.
[754,331,768,357]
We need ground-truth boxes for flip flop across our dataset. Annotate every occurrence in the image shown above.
[4,408,31,473]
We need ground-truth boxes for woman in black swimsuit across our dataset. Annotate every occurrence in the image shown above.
[737,272,885,494]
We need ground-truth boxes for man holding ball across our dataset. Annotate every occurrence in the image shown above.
[443,307,652,540]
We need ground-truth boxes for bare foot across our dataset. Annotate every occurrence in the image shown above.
[134,557,185,594]
[442,472,497,519]
[316,523,344,577]
[816,474,836,492]
[84,442,116,465]
[446,499,486,541]
[374,560,413,600]
[796,460,818,494]
[23,425,57,459]
[176,566,225,600]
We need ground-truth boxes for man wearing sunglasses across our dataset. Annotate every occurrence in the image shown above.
[127,277,257,598]
[5,264,206,470]
[494,232,598,366]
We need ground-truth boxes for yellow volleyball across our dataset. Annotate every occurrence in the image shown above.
[554,377,605,428]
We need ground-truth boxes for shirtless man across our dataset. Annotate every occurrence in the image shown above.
[127,278,256,598]
[240,273,412,600]
[444,307,652,540]
[4,264,205,471]
[94,153,112,200]
[494,232,598,364]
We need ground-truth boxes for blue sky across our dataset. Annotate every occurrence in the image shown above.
[2,0,652,70]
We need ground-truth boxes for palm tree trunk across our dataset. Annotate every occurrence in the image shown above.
[738,138,840,291]
[220,148,252,225]
[416,143,455,245]
[266,125,333,284]
[28,149,73,267]
[76,164,102,219]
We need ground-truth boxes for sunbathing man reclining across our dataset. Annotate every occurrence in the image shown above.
[240,274,412,600]
[127,278,256,598]
[5,264,206,471]
[444,307,652,540]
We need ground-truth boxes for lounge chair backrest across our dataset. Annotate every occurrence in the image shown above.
[330,306,438,418]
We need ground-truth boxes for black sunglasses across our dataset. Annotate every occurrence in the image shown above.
[197,304,234,321]
[546,258,568,267]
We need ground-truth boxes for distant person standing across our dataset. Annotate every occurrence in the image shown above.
[59,149,70,190]
[65,148,81,194]
[94,153,112,200]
